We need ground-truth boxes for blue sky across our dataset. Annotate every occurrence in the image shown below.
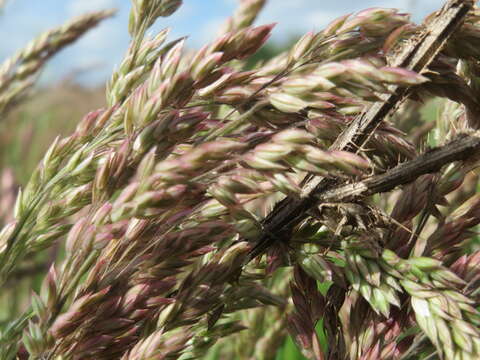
[0,0,446,85]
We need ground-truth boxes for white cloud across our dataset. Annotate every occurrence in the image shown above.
[67,0,117,16]
[246,0,447,43]
[48,0,127,83]
[304,10,342,29]
[197,17,226,44]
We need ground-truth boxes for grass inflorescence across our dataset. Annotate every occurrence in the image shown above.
[1,0,480,359]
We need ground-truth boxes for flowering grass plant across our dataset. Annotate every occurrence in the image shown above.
[1,0,480,359]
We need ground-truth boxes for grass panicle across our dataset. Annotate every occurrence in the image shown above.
[1,1,480,359]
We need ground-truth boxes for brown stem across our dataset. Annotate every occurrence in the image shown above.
[317,134,480,202]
